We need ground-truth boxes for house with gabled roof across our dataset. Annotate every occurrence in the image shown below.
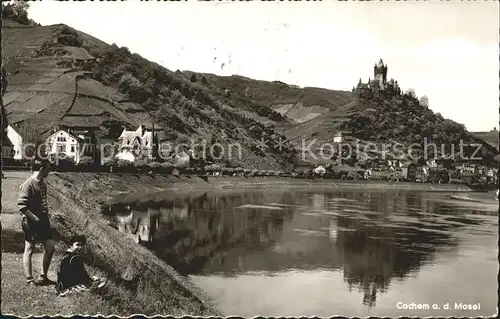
[115,125,157,162]
[46,128,85,164]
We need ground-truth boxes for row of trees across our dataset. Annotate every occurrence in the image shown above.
[53,156,293,176]
[59,155,364,180]
[2,0,38,26]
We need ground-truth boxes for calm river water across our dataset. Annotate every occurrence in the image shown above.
[109,188,498,317]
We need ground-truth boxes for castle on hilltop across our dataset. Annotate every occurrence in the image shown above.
[354,59,401,95]
[373,59,387,90]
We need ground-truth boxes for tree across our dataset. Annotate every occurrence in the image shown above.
[2,1,31,25]
[419,95,429,108]
[16,122,47,161]
[78,156,94,166]
[12,0,29,15]
[405,88,416,99]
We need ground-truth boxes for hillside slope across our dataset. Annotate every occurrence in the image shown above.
[2,19,297,170]
[182,71,352,126]
[346,88,499,166]
[472,131,499,150]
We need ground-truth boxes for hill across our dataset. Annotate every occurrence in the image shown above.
[3,15,497,169]
[346,84,499,167]
[186,71,499,168]
[181,71,352,126]
[2,18,297,170]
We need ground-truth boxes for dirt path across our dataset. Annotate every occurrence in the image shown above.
[1,171,103,316]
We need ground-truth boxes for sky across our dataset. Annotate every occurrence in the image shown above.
[28,1,499,132]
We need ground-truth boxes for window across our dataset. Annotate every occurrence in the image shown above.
[57,144,65,152]
[56,136,67,142]
[70,146,75,153]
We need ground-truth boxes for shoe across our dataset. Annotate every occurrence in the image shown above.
[75,285,89,292]
[34,275,55,286]
[26,277,35,286]
[97,279,108,289]
[58,287,78,297]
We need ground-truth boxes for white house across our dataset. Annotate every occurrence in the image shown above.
[46,129,84,164]
[333,131,343,143]
[7,125,23,160]
[313,165,326,175]
[115,125,154,162]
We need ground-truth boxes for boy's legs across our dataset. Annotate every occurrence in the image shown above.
[41,239,55,277]
[23,240,35,282]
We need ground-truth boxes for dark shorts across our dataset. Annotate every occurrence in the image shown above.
[21,216,54,243]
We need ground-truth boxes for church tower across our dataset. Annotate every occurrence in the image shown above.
[373,59,388,90]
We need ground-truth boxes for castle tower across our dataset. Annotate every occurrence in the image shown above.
[373,59,388,90]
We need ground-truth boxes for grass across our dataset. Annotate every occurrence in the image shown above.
[0,172,115,316]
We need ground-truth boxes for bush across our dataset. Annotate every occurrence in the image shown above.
[160,162,174,174]
[79,156,94,166]
[102,157,116,169]
[116,159,133,172]
[134,160,148,173]
[148,161,161,173]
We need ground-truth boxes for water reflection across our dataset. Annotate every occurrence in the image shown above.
[103,189,497,316]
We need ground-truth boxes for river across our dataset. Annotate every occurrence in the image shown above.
[107,188,498,317]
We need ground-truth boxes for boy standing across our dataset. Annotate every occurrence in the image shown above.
[18,159,55,286]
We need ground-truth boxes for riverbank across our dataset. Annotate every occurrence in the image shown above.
[1,171,221,316]
[0,171,475,316]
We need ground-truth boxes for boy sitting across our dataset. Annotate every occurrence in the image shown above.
[56,234,107,296]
